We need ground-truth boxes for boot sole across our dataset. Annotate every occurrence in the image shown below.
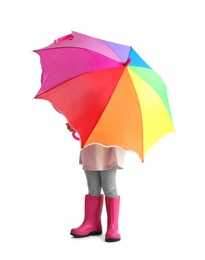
[70,231,102,238]
[105,237,121,242]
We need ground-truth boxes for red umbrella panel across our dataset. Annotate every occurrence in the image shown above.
[34,31,175,162]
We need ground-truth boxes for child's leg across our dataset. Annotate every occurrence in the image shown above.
[100,167,118,198]
[84,170,102,196]
[100,167,120,242]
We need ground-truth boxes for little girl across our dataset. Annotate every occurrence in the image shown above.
[66,123,126,242]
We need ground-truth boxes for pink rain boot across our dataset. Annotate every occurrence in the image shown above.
[70,194,104,238]
[105,196,121,242]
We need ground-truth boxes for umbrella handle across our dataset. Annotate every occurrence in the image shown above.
[72,131,80,141]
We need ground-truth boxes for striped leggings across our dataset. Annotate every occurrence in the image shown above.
[84,167,118,198]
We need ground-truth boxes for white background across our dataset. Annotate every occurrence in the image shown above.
[0,0,205,259]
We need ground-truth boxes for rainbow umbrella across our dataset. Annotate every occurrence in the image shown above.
[34,31,175,162]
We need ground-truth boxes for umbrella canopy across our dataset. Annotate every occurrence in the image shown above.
[34,31,175,162]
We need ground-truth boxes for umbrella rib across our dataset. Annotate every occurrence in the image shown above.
[84,68,126,146]
[37,46,125,65]
[126,67,144,161]
[35,45,123,64]
[36,65,125,97]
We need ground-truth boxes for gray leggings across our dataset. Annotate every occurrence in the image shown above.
[84,167,118,198]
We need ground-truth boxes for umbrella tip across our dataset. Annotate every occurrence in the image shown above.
[124,58,132,66]
[54,33,74,44]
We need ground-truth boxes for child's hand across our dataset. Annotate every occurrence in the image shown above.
[66,123,75,132]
